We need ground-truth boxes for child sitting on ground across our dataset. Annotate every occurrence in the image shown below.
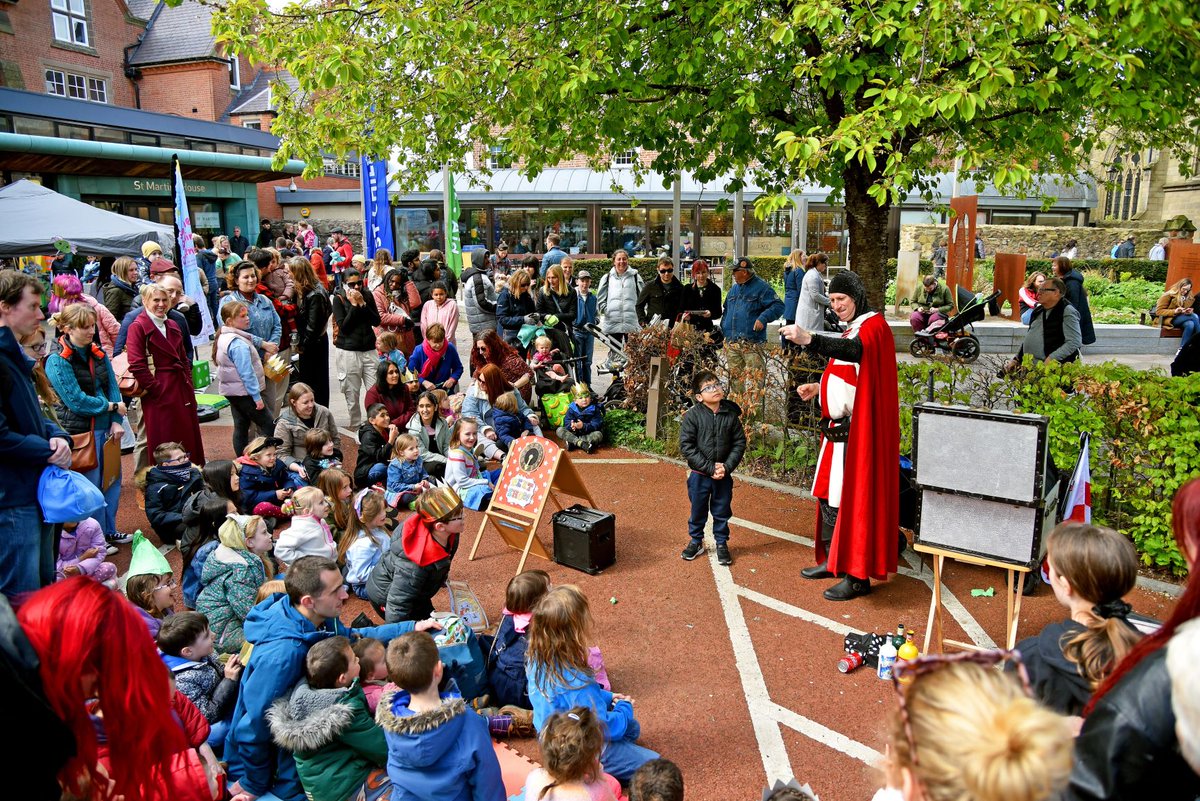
[339,488,391,600]
[556,382,605,453]
[491,391,537,452]
[302,429,344,485]
[367,486,464,624]
[124,532,176,638]
[267,636,393,801]
[56,517,118,588]
[486,570,551,710]
[445,417,498,511]
[430,388,459,427]
[145,441,204,547]
[523,707,624,801]
[182,498,235,610]
[678,369,745,568]
[376,631,505,800]
[317,467,354,533]
[376,331,406,368]
[629,759,684,801]
[195,514,273,654]
[158,611,244,751]
[352,637,391,713]
[1013,521,1142,716]
[528,585,659,784]
[237,436,305,518]
[276,486,337,566]
[386,433,433,509]
[355,403,399,489]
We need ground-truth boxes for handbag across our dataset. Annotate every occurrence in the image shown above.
[70,429,97,472]
[111,351,144,397]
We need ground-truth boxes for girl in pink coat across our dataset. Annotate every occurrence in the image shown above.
[56,517,118,588]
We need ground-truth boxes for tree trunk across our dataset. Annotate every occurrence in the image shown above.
[842,165,892,312]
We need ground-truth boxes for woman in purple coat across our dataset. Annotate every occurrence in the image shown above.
[125,283,206,464]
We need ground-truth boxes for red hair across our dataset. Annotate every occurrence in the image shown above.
[17,577,188,799]
[469,329,519,375]
[1087,478,1200,713]
[476,363,510,404]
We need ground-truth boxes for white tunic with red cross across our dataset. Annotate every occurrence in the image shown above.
[811,311,875,508]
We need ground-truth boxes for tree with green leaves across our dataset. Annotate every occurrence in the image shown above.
[209,0,1200,307]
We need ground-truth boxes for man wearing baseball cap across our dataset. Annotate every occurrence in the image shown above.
[721,256,783,390]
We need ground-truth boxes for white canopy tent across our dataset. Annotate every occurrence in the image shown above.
[0,179,174,257]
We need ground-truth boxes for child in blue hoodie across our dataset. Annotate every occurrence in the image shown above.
[555,382,605,453]
[490,391,536,451]
[527,585,658,784]
[376,631,505,801]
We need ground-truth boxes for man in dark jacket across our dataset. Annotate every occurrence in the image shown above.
[230,225,251,257]
[678,369,746,567]
[255,219,274,249]
[0,272,73,597]
[224,556,434,801]
[637,256,684,327]
[331,269,381,429]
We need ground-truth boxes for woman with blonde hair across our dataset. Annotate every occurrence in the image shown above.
[103,255,139,321]
[536,263,578,338]
[367,247,393,292]
[1155,277,1197,350]
[887,653,1073,801]
[497,269,537,347]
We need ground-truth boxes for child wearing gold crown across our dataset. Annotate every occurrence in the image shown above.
[366,485,465,623]
[556,383,605,453]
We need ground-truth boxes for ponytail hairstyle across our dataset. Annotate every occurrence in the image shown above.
[316,467,353,531]
[804,252,828,271]
[1047,522,1141,688]
[890,661,1072,801]
[281,486,325,517]
[338,488,387,564]
[18,578,188,801]
[527,585,594,693]
[1090,477,1200,712]
[538,706,605,797]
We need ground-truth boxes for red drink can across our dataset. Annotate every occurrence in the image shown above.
[838,652,865,673]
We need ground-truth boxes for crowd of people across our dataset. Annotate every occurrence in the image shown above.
[2,219,1198,801]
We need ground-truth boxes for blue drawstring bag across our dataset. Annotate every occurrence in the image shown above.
[38,465,105,523]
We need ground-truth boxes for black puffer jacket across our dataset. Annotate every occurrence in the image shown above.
[366,515,457,623]
[1010,619,1092,716]
[353,422,393,489]
[637,278,683,327]
[1065,648,1200,801]
[679,398,746,477]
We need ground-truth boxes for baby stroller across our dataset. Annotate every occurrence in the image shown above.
[908,290,1001,364]
[584,322,628,406]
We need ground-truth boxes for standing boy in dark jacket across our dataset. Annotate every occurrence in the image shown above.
[678,369,746,567]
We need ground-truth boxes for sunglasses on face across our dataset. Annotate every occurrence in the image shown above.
[345,281,362,288]
[659,269,674,274]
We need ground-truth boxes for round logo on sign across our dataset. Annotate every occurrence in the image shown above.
[300,207,311,218]
[518,441,544,473]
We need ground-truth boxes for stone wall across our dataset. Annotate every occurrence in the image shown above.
[900,224,1172,260]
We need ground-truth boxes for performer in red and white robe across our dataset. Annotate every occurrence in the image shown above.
[781,270,899,601]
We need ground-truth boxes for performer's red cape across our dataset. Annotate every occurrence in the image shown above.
[816,313,900,581]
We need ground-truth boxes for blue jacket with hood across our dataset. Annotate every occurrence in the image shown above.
[527,664,637,742]
[375,685,505,801]
[223,593,416,801]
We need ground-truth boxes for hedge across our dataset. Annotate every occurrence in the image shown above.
[884,258,1170,285]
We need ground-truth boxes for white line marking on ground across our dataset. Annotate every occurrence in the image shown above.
[730,516,993,649]
[770,703,885,766]
[706,533,794,783]
[736,586,858,636]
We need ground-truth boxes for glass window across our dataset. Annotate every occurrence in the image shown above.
[1034,213,1077,227]
[899,209,942,226]
[92,126,126,143]
[458,207,488,248]
[0,115,13,134]
[159,136,187,149]
[496,208,541,253]
[806,209,847,265]
[13,116,56,136]
[87,77,106,103]
[215,141,240,153]
[190,202,222,237]
[542,208,588,252]
[228,58,240,89]
[130,133,159,146]
[645,209,677,259]
[989,211,1032,225]
[487,143,512,170]
[395,207,443,252]
[242,121,262,130]
[65,73,86,99]
[44,69,66,96]
[189,141,216,152]
[56,122,91,140]
[612,149,638,167]
[51,0,89,46]
[746,208,792,258]
[699,208,734,262]
[600,207,646,256]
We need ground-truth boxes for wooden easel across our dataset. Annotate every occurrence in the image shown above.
[469,436,596,575]
[916,543,1030,654]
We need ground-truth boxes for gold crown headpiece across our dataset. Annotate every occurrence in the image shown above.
[401,367,419,383]
[415,485,463,523]
[571,382,592,400]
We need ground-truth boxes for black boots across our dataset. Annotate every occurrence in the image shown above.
[802,516,836,579]
[824,575,871,601]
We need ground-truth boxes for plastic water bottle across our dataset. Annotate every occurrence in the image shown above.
[877,636,898,680]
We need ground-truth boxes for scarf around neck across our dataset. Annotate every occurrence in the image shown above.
[418,338,446,380]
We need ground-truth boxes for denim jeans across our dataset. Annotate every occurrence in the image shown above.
[228,395,275,457]
[0,504,54,598]
[573,333,594,386]
[80,428,121,536]
[1176,314,1199,350]
[600,719,660,783]
[687,471,734,545]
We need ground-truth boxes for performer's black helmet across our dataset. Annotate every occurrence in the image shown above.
[827,270,869,318]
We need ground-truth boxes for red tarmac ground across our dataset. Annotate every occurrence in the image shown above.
[111,428,1176,801]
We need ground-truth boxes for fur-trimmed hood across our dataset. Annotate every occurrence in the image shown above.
[374,687,469,767]
[267,679,361,753]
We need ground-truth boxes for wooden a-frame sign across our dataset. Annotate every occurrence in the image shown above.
[468,435,596,575]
